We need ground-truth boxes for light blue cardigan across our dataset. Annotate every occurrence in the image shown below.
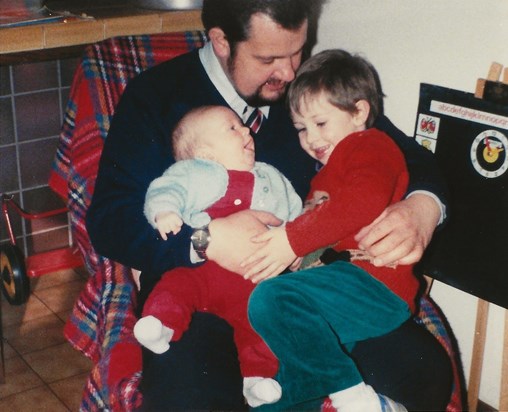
[144,158,303,229]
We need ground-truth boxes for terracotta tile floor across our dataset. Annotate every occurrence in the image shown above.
[0,267,92,411]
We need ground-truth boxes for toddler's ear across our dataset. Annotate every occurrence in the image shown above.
[353,100,370,126]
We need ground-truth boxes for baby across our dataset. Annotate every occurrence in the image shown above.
[134,105,302,407]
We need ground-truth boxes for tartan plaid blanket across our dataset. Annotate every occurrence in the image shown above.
[49,31,206,411]
[416,295,465,411]
[49,31,464,411]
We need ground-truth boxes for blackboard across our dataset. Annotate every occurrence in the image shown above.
[413,83,508,309]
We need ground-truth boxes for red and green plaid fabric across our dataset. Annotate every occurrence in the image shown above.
[50,31,463,411]
[49,31,206,411]
[416,295,465,411]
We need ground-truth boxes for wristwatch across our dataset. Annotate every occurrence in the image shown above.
[190,226,211,260]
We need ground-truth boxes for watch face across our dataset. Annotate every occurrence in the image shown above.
[470,129,508,178]
[191,228,210,250]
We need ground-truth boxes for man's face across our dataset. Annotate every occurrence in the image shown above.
[226,14,308,106]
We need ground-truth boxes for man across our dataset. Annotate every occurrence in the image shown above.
[87,0,451,410]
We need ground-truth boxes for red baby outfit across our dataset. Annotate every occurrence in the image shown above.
[286,129,420,313]
[142,170,278,378]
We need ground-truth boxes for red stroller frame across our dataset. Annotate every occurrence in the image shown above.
[0,193,83,305]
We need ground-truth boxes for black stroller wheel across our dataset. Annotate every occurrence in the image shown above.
[1,244,30,305]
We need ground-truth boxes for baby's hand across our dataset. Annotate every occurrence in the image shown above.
[155,212,183,240]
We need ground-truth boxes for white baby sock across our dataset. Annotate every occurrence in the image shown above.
[329,382,407,412]
[243,377,282,407]
[133,315,174,354]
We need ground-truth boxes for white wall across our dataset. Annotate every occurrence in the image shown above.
[314,1,508,409]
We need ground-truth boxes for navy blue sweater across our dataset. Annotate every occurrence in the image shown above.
[87,49,447,288]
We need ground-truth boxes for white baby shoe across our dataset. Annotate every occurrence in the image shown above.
[243,376,282,407]
[133,315,174,354]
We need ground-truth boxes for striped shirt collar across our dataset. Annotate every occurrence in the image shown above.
[199,41,269,123]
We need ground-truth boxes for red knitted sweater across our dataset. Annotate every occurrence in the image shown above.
[286,129,420,312]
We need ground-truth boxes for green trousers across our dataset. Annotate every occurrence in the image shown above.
[248,261,410,411]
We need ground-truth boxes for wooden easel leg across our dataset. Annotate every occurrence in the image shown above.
[499,309,508,412]
[468,299,489,412]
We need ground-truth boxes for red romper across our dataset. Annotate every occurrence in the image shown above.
[142,170,278,378]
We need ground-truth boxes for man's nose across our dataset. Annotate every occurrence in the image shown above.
[275,57,298,82]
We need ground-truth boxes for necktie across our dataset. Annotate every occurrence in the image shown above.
[245,108,264,134]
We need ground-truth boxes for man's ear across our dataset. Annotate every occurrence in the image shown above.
[208,27,230,58]
[353,100,370,127]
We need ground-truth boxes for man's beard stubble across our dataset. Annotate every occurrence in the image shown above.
[227,56,288,108]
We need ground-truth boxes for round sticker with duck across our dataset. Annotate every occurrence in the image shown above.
[470,129,508,178]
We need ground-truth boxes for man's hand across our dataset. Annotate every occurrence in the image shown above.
[206,210,282,275]
[354,194,440,267]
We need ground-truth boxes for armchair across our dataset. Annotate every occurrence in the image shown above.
[50,32,464,411]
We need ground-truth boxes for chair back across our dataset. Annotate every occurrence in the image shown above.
[50,31,207,272]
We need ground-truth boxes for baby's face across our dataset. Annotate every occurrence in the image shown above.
[201,107,255,171]
[291,92,364,165]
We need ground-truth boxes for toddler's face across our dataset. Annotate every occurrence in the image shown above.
[291,92,365,165]
[201,107,255,171]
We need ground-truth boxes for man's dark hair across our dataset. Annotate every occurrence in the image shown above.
[288,49,385,128]
[202,0,324,55]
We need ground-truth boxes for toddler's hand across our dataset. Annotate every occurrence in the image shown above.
[241,226,297,283]
[155,212,183,240]
[289,257,303,272]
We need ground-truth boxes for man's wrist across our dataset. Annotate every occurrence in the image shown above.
[406,190,446,225]
[190,226,211,260]
[189,243,205,263]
